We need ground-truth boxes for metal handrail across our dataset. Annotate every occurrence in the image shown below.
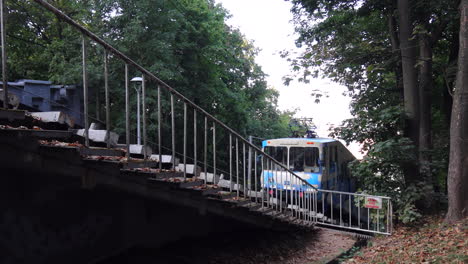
[30,0,317,191]
[318,189,391,199]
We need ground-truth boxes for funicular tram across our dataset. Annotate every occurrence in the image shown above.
[258,119,392,235]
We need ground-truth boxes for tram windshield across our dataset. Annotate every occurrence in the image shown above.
[264,146,287,165]
[264,146,320,173]
[290,147,320,172]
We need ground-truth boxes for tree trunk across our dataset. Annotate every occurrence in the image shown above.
[398,0,420,184]
[445,0,468,223]
[417,27,437,211]
[419,33,432,180]
[387,11,404,99]
[443,31,459,126]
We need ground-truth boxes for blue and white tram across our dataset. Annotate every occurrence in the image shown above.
[261,138,356,192]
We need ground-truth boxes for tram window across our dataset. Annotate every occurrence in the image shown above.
[305,148,319,171]
[264,146,287,165]
[334,146,338,162]
[329,146,336,162]
[290,147,319,172]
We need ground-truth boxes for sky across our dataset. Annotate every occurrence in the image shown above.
[215,0,362,157]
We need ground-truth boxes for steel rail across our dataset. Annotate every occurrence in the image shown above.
[31,0,317,191]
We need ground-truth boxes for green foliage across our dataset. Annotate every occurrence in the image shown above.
[348,138,422,222]
[5,0,292,144]
[286,0,458,223]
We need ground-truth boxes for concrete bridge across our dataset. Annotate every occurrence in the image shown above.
[0,109,310,264]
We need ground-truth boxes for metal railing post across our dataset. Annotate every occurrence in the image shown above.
[280,169,283,212]
[387,198,390,233]
[212,122,216,184]
[273,163,280,210]
[243,142,246,197]
[204,116,207,184]
[266,160,270,208]
[1,0,7,109]
[104,51,110,148]
[193,110,197,174]
[291,173,294,213]
[331,193,334,223]
[229,134,232,192]
[377,208,380,231]
[349,194,352,227]
[340,194,342,226]
[368,208,371,230]
[261,155,264,208]
[236,137,239,197]
[125,64,130,158]
[82,35,89,147]
[157,85,162,170]
[358,197,360,227]
[142,75,147,160]
[247,136,252,197]
[254,150,257,203]
[183,103,187,179]
[275,164,278,211]
[171,94,175,170]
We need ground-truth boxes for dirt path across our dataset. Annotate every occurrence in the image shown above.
[100,227,356,264]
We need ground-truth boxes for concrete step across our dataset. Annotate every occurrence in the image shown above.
[0,108,25,121]
[175,184,221,196]
[123,160,159,169]
[239,202,260,209]
[176,163,201,176]
[129,144,152,156]
[0,128,72,140]
[207,191,237,200]
[120,169,183,183]
[247,204,263,211]
[254,207,274,214]
[196,172,219,184]
[79,147,124,157]
[149,154,179,165]
[29,111,74,128]
[76,129,119,146]
[264,210,282,217]
[147,177,204,189]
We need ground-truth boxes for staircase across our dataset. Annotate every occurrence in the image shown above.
[0,108,314,230]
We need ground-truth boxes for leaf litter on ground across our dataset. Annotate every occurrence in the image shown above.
[343,216,468,264]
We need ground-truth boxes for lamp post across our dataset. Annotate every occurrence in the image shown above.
[131,76,143,145]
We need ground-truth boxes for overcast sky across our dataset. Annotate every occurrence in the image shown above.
[215,0,362,157]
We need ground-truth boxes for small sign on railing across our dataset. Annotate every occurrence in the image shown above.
[364,196,382,209]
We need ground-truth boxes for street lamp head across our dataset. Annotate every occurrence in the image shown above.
[130,76,143,82]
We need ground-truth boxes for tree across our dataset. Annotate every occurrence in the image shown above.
[445,0,468,223]
[397,0,420,184]
[286,0,460,220]
[6,0,292,140]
